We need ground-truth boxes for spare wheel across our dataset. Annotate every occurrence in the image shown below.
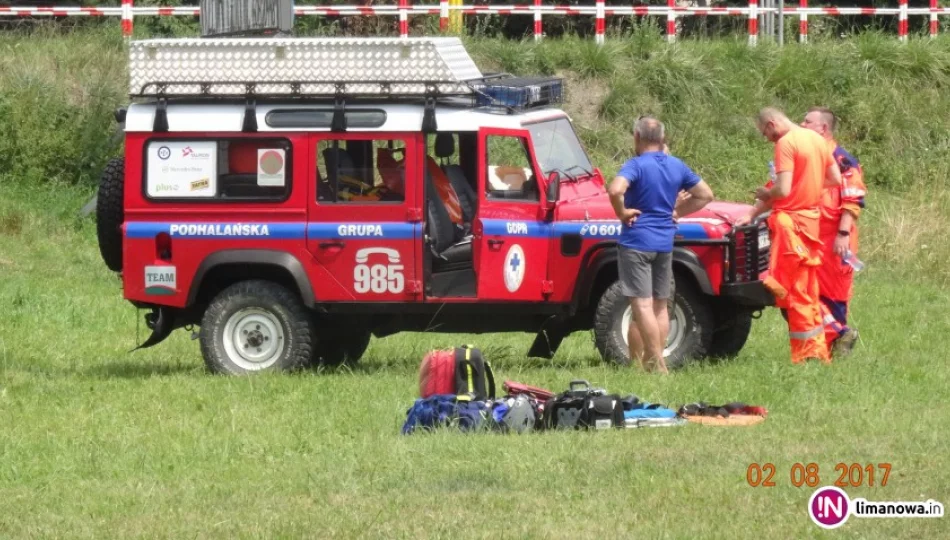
[96,157,125,272]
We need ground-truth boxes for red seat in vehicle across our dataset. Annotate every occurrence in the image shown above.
[425,166,472,272]
[434,132,477,223]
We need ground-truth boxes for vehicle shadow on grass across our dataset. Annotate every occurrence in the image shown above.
[80,360,202,379]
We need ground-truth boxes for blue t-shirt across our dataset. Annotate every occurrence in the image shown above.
[616,151,701,252]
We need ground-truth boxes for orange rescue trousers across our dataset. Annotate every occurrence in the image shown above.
[762,210,830,364]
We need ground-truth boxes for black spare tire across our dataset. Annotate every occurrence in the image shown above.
[96,157,125,272]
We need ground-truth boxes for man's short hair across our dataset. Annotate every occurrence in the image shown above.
[808,106,837,132]
[633,115,664,145]
[757,107,788,127]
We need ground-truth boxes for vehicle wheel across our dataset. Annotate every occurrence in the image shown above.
[707,308,754,359]
[312,330,372,367]
[199,280,314,375]
[96,157,125,272]
[593,277,714,370]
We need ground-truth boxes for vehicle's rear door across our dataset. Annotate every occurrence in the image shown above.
[305,131,423,302]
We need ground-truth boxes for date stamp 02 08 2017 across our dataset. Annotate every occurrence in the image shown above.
[746,463,892,488]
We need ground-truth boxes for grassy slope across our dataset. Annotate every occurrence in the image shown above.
[2,28,950,538]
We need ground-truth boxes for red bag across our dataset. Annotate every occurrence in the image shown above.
[419,349,456,398]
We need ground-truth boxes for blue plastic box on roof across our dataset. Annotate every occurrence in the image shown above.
[473,76,564,111]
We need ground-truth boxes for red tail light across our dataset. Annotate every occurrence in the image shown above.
[156,232,172,260]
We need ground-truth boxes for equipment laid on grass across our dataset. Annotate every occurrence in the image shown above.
[539,380,625,431]
[404,347,767,434]
[401,394,490,435]
[419,345,495,401]
[676,402,768,426]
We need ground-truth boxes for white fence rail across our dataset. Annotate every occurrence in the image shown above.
[1,2,943,45]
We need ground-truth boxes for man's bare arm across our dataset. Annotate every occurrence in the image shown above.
[608,176,641,225]
[674,180,714,219]
[607,176,629,220]
[825,162,842,188]
[768,171,793,199]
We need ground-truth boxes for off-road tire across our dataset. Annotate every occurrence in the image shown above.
[707,308,754,359]
[96,157,125,272]
[312,330,372,367]
[311,317,372,367]
[199,280,314,375]
[593,277,714,370]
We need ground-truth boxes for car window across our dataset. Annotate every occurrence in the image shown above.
[316,138,407,204]
[144,138,291,201]
[485,135,538,202]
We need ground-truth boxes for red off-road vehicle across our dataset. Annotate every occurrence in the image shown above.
[97,37,772,375]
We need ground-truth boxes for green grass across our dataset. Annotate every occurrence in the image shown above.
[2,186,950,539]
[2,28,950,538]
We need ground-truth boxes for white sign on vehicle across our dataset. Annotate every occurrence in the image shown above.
[354,247,405,294]
[257,148,286,187]
[758,228,771,250]
[504,244,525,293]
[146,141,217,198]
[145,265,176,295]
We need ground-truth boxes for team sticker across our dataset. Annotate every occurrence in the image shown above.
[145,265,176,295]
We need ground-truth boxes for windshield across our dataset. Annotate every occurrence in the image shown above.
[527,118,594,178]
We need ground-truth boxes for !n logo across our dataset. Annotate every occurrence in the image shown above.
[809,486,850,529]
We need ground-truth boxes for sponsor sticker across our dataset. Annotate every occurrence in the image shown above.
[257,148,286,187]
[146,141,217,198]
[145,265,176,295]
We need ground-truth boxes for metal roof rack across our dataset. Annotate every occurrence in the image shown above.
[128,37,564,132]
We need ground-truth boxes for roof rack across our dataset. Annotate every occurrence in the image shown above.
[128,37,564,132]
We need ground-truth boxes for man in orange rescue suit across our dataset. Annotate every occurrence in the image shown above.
[736,108,842,364]
[801,107,865,357]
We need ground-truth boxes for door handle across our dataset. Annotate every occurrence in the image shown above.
[487,239,504,247]
[319,241,345,249]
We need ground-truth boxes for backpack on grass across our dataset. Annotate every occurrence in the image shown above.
[402,395,490,435]
[419,345,496,400]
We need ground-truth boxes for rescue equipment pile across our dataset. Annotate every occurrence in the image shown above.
[402,346,768,434]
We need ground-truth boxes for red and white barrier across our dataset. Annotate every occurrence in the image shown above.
[899,0,908,42]
[534,0,542,41]
[3,2,947,45]
[667,0,676,44]
[932,0,939,38]
[748,0,758,46]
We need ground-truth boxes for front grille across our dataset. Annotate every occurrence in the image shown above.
[757,225,770,274]
[728,222,770,283]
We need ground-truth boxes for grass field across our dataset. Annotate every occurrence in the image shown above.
[2,174,949,539]
[2,28,950,538]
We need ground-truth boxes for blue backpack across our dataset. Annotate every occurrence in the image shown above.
[402,395,490,435]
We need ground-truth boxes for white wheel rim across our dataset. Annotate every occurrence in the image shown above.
[222,308,286,371]
[621,302,685,358]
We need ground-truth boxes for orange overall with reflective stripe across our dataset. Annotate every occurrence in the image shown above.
[764,209,829,363]
[765,210,830,364]
[762,126,833,363]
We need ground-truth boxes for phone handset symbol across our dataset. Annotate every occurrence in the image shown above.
[355,247,401,264]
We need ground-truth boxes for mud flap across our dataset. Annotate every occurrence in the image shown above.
[527,316,569,359]
[131,307,176,351]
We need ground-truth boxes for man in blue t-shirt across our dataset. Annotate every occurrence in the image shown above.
[607,116,714,373]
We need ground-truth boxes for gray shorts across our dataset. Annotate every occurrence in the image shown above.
[618,247,673,299]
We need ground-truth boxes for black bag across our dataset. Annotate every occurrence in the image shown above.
[541,380,624,431]
[579,395,625,430]
[453,344,495,401]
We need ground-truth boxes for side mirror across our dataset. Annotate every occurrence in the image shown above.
[546,171,560,204]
